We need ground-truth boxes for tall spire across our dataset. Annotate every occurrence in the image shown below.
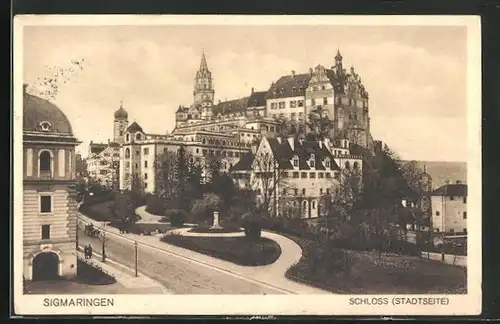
[199,50,209,72]
[335,49,343,61]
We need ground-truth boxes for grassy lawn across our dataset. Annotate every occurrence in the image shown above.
[80,201,115,221]
[161,235,281,266]
[188,226,243,234]
[285,235,467,294]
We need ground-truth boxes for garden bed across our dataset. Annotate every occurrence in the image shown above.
[188,226,243,234]
[76,259,117,285]
[161,235,281,266]
[283,233,467,294]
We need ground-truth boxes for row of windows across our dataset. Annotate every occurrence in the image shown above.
[202,149,245,158]
[270,100,305,110]
[449,196,467,203]
[282,187,336,196]
[30,149,72,179]
[272,112,304,120]
[435,211,467,219]
[283,171,340,179]
[125,133,143,142]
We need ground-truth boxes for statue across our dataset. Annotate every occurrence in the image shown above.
[210,210,222,230]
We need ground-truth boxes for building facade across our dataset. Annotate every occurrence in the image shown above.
[23,84,80,281]
[86,103,128,188]
[430,182,468,234]
[231,135,362,218]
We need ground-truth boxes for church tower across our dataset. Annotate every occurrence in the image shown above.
[193,51,215,106]
[113,101,128,144]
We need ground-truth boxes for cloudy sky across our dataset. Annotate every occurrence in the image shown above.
[23,23,467,161]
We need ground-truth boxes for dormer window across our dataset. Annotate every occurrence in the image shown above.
[135,133,142,141]
[292,157,299,167]
[40,121,52,132]
[310,158,315,168]
[325,159,331,168]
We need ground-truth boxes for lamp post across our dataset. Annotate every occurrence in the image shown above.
[134,241,138,277]
[102,221,106,262]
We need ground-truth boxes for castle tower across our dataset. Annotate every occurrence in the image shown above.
[193,51,215,106]
[113,101,128,144]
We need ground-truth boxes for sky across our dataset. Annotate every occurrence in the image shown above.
[23,24,468,162]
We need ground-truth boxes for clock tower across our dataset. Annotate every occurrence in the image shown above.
[193,51,215,106]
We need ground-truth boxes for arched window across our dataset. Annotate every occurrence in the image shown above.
[345,161,351,169]
[39,150,51,173]
[353,161,359,169]
[126,134,130,142]
[125,148,130,158]
[312,200,316,209]
[135,133,142,141]
[302,200,307,210]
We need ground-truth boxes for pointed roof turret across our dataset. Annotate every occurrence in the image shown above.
[335,49,343,61]
[199,50,209,72]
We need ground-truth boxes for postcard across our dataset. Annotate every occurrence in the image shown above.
[12,14,481,316]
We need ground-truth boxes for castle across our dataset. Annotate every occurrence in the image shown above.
[174,50,372,147]
[86,51,371,196]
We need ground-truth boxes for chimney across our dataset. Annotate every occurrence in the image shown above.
[251,87,254,93]
[287,136,294,151]
[291,70,295,77]
[456,180,462,184]
[309,68,313,76]
[23,83,28,93]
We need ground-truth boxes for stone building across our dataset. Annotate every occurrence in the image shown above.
[231,134,362,218]
[430,182,468,234]
[22,84,80,281]
[86,103,127,188]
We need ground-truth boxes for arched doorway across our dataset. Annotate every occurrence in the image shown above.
[32,252,60,281]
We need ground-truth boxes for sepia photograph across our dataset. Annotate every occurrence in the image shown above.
[13,15,481,316]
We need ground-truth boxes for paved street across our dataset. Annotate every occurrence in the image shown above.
[77,229,282,294]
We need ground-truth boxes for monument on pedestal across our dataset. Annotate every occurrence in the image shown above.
[210,210,222,230]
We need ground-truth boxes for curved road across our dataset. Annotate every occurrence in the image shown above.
[77,229,282,294]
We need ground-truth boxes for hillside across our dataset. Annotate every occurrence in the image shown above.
[402,160,467,190]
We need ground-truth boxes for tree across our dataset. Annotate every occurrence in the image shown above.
[306,106,334,141]
[330,167,363,222]
[175,145,189,193]
[154,150,178,200]
[250,152,287,218]
[27,59,85,101]
[191,193,221,224]
[111,192,137,228]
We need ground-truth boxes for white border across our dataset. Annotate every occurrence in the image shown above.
[13,15,482,316]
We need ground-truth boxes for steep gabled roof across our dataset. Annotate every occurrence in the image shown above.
[248,91,267,107]
[266,137,340,171]
[89,142,107,155]
[230,151,254,171]
[266,73,310,99]
[431,183,467,197]
[126,121,144,133]
[213,97,249,115]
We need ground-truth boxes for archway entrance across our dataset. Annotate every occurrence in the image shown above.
[32,252,59,281]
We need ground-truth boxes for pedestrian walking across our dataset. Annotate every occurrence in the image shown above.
[84,245,89,259]
[88,244,93,259]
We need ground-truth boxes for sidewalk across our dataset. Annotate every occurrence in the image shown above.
[79,212,329,294]
[77,248,170,294]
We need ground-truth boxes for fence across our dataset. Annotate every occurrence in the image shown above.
[420,251,467,268]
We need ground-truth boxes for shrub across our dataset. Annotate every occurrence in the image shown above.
[166,209,186,227]
[145,195,166,216]
[244,221,262,240]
